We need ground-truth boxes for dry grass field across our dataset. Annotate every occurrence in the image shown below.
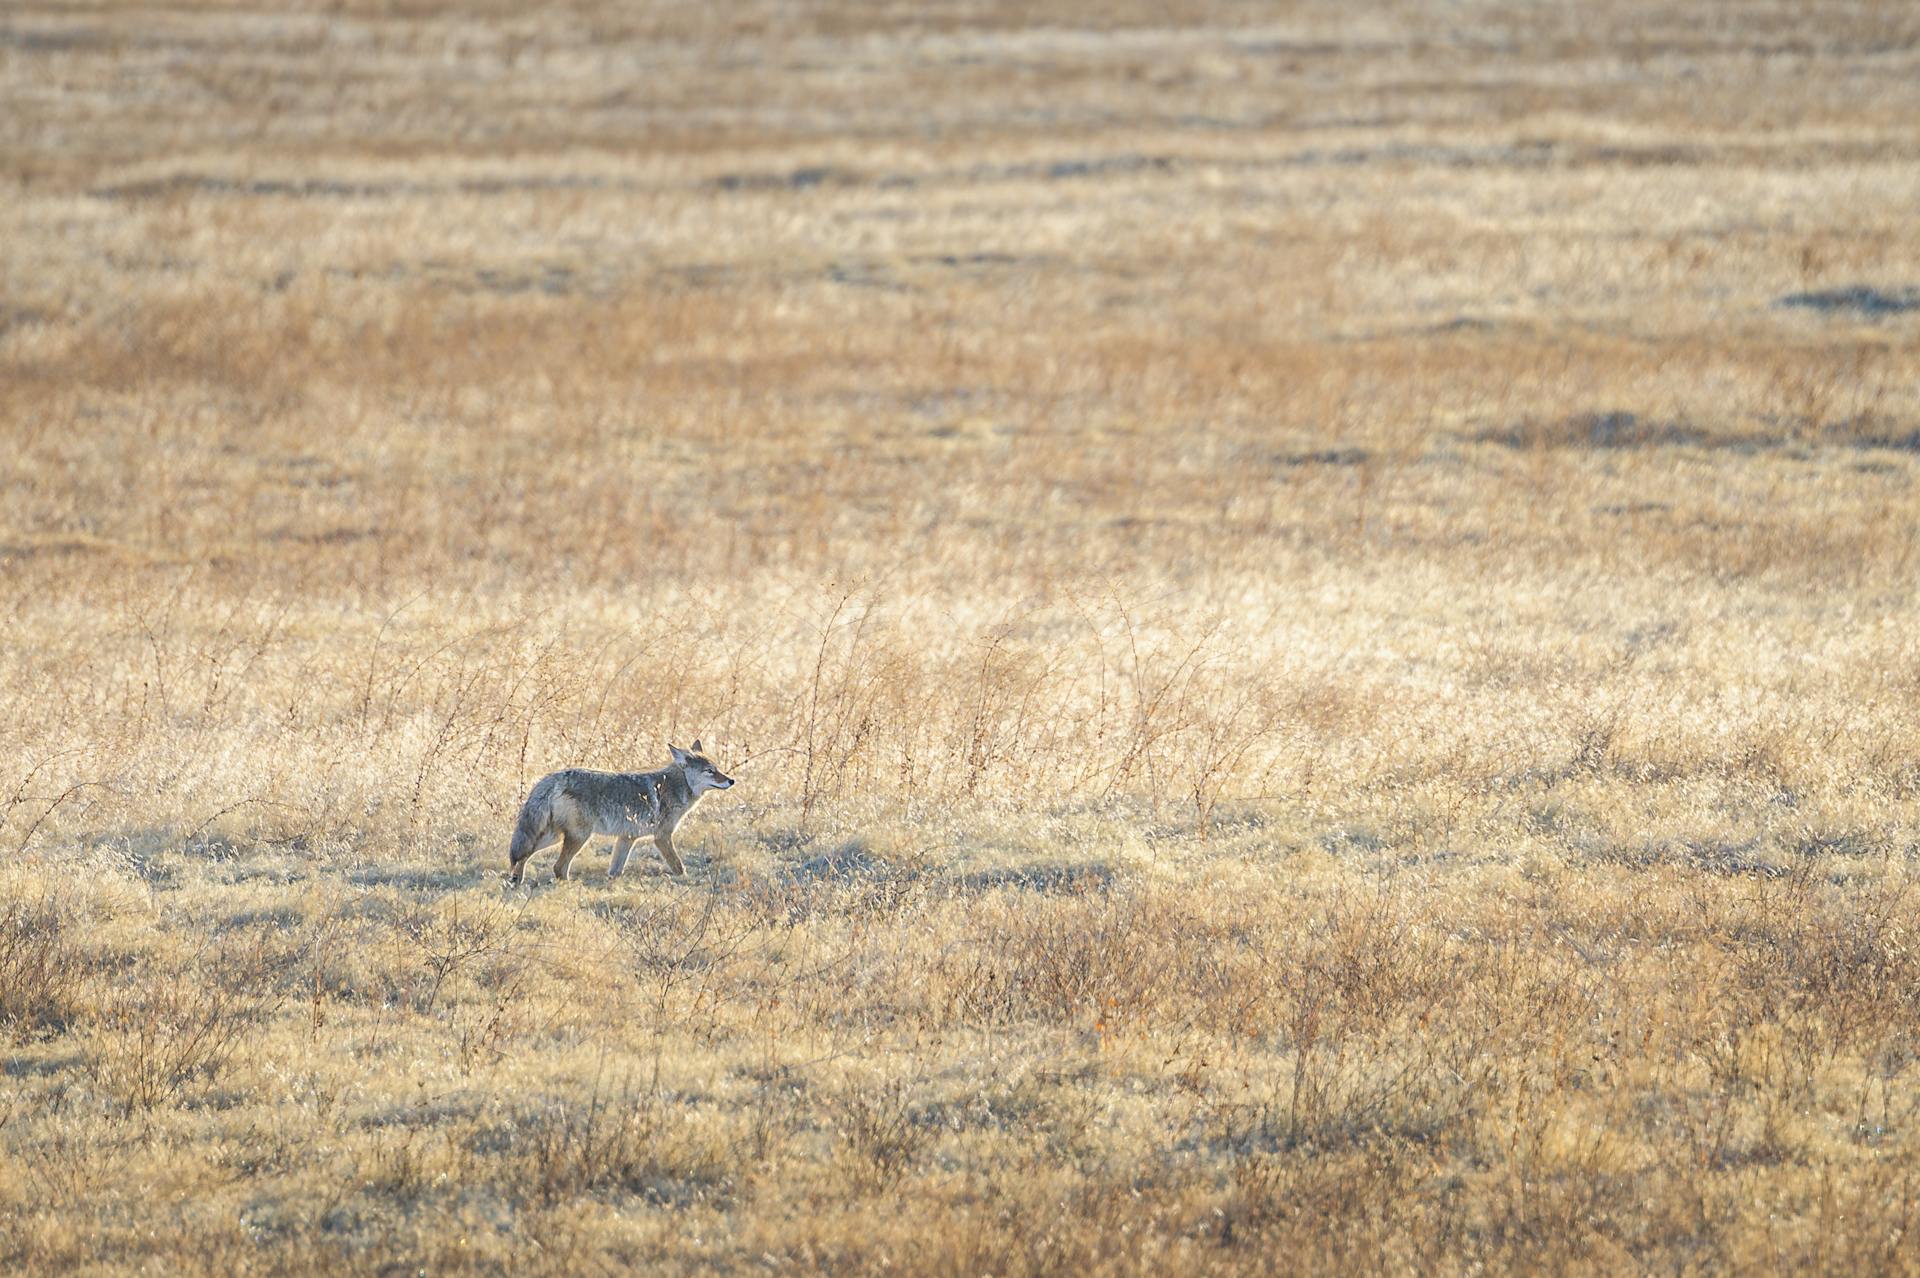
[6,0,1920,1272]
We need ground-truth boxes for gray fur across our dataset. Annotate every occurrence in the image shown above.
[507,740,734,884]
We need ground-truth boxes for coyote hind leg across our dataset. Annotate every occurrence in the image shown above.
[608,835,635,878]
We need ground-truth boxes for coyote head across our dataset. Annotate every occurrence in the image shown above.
[670,739,735,794]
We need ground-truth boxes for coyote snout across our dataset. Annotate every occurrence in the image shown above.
[507,740,734,885]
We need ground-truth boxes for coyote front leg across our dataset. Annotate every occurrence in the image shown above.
[608,835,635,878]
[654,829,685,875]
[553,830,587,882]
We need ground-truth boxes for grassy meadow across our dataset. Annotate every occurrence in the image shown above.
[5,0,1920,1271]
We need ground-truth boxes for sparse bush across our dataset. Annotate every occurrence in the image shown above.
[0,896,91,1041]
[84,938,283,1115]
[831,1077,930,1190]
[486,1081,725,1210]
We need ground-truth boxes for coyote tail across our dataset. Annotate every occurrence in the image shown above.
[508,785,550,869]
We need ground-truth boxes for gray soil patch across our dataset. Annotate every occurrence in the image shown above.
[1477,411,1717,451]
[1271,447,1368,468]
[1777,286,1920,318]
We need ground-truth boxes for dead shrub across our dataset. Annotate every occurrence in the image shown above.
[832,1076,931,1190]
[0,896,92,1041]
[84,936,283,1114]
[481,1078,726,1210]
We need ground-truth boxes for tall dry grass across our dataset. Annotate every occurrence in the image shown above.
[5,0,1920,1272]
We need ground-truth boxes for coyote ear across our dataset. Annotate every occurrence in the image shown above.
[691,738,703,753]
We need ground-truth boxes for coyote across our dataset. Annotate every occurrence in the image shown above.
[507,741,735,885]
